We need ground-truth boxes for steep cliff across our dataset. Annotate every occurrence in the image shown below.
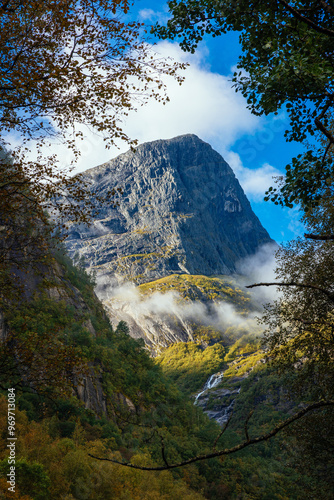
[63,134,274,351]
[65,134,274,293]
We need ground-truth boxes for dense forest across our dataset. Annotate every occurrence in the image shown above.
[0,245,331,499]
[1,1,334,499]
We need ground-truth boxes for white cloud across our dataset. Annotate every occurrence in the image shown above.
[225,150,282,201]
[138,8,156,20]
[9,41,262,174]
[121,42,261,155]
[287,207,305,237]
[105,280,259,333]
[236,243,280,303]
[138,8,169,24]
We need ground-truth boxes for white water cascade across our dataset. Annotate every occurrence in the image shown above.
[194,371,241,426]
[194,372,225,404]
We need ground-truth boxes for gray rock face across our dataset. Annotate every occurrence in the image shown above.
[103,297,195,354]
[65,134,273,292]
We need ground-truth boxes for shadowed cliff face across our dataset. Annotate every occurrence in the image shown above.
[65,134,274,292]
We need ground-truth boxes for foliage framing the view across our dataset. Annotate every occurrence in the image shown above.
[0,0,186,227]
[154,0,334,209]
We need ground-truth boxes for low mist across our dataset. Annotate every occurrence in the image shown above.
[106,281,258,331]
[236,242,279,304]
[96,244,279,337]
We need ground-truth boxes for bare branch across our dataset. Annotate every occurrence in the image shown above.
[304,233,334,241]
[88,400,334,471]
[213,411,233,451]
[244,410,254,442]
[159,434,169,468]
[246,282,334,302]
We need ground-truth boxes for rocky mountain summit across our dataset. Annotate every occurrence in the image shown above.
[65,134,273,296]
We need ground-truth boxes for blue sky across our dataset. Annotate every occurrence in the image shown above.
[124,0,306,244]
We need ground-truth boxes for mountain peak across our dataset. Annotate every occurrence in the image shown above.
[65,135,274,290]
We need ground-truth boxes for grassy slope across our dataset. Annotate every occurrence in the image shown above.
[138,273,252,310]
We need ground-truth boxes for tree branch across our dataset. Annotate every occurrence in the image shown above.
[88,400,334,471]
[277,0,334,37]
[159,433,169,468]
[246,282,334,302]
[213,410,233,451]
[304,233,334,241]
[319,1,334,15]
[244,409,254,442]
[314,99,334,144]
[322,139,333,164]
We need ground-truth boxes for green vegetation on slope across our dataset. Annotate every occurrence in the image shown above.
[1,239,331,499]
[1,251,330,499]
[138,274,251,309]
[157,333,330,499]
[156,333,264,397]
[0,396,208,500]
[0,251,243,499]
[157,342,226,394]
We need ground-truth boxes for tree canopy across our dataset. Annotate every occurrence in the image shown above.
[154,0,334,209]
[0,0,185,225]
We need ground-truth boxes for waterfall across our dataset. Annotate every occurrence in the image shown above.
[194,370,241,426]
[194,372,224,404]
[206,400,236,425]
